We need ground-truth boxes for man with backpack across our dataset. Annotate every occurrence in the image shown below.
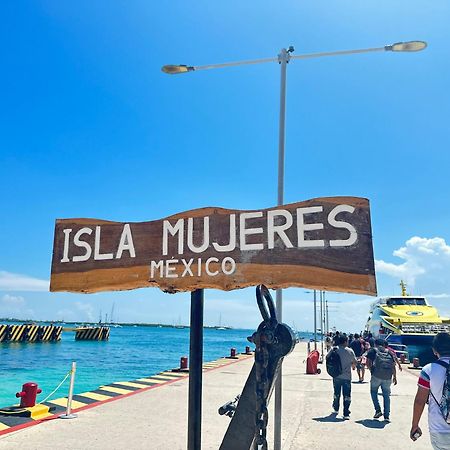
[410,332,450,449]
[326,334,357,420]
[366,339,397,422]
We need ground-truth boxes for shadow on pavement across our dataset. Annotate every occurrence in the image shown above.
[355,419,389,429]
[312,413,345,423]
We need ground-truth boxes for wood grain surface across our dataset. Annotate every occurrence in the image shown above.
[50,197,377,295]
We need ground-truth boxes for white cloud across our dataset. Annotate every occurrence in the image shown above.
[375,237,450,292]
[0,294,34,318]
[0,270,49,292]
[55,308,77,322]
[73,301,96,322]
[1,294,25,306]
[425,293,450,299]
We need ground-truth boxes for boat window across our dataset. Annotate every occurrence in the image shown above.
[386,298,426,306]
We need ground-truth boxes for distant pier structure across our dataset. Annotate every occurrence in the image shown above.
[0,324,62,342]
[75,326,110,341]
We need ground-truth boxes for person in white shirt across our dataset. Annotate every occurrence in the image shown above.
[411,332,450,449]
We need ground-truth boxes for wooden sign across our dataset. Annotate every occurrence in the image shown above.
[50,196,377,295]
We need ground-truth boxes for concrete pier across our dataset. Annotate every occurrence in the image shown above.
[0,342,431,449]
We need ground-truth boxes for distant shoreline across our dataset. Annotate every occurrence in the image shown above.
[0,318,234,330]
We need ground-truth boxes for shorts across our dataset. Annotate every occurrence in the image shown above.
[430,432,450,450]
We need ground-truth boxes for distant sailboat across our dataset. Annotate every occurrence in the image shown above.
[175,315,185,329]
[109,302,122,328]
[216,314,226,330]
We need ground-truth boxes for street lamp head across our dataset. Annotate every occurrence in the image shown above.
[161,64,195,75]
[385,40,427,52]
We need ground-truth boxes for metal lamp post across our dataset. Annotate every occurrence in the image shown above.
[313,290,317,351]
[320,291,324,361]
[162,39,427,450]
[305,290,318,351]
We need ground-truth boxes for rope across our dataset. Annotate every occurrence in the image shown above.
[0,407,28,415]
[39,369,72,403]
[0,369,73,415]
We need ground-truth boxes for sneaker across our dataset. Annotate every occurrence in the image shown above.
[384,416,391,423]
[343,415,350,420]
[332,409,338,414]
[373,411,383,419]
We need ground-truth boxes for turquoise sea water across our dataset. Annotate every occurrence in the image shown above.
[0,325,313,408]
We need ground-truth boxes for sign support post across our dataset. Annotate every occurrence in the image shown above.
[188,288,204,450]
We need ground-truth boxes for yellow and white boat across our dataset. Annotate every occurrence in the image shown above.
[366,281,450,351]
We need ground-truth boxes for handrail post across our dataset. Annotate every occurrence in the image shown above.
[60,361,77,419]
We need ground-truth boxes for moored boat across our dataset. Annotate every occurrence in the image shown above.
[365,281,450,363]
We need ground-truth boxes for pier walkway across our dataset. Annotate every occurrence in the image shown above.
[0,342,430,449]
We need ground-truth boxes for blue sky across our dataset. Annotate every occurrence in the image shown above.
[1,1,449,330]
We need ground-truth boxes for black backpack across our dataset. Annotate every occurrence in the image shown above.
[326,347,342,378]
[372,349,395,380]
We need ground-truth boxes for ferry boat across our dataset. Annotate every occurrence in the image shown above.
[365,281,450,360]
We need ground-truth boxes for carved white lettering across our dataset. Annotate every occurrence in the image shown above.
[328,205,358,247]
[267,210,294,249]
[222,257,236,275]
[150,260,164,278]
[212,214,236,252]
[165,259,178,278]
[94,226,114,260]
[181,258,194,277]
[163,219,184,256]
[61,228,72,263]
[73,228,93,262]
[205,257,219,276]
[296,207,325,248]
[240,212,264,251]
[187,217,210,253]
[116,224,136,259]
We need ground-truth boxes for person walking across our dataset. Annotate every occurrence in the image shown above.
[366,338,397,422]
[410,332,450,449]
[326,334,357,420]
[383,340,403,372]
[350,333,365,383]
[367,332,375,348]
[325,334,332,353]
[332,331,340,346]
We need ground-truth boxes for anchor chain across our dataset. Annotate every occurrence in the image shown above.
[218,285,295,450]
[253,285,280,450]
